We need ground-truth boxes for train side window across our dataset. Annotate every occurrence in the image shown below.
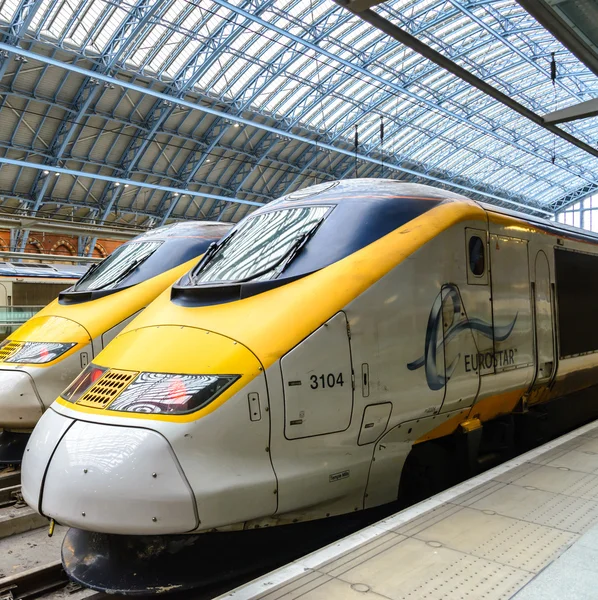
[469,236,485,276]
[465,229,488,285]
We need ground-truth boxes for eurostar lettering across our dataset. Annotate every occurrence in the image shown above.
[407,283,518,391]
[464,349,516,372]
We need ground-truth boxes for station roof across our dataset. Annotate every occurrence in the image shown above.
[0,0,597,235]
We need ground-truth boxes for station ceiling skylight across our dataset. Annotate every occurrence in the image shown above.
[0,0,596,230]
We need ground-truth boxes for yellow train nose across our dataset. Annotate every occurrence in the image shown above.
[62,325,264,421]
[0,315,92,430]
[10,315,91,349]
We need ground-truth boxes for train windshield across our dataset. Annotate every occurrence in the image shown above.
[191,205,330,284]
[72,241,162,292]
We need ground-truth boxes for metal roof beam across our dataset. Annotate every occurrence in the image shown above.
[0,190,195,225]
[333,2,598,162]
[0,43,554,215]
[544,98,598,125]
[447,0,585,104]
[550,182,598,214]
[0,0,45,81]
[0,156,263,207]
[87,0,277,224]
[194,42,552,204]
[2,44,572,206]
[21,0,178,241]
[515,0,598,78]
[339,0,385,11]
[0,250,101,263]
[213,0,593,192]
[0,212,142,238]
[212,0,595,170]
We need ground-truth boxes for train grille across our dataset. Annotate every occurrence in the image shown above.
[0,341,23,362]
[77,369,138,409]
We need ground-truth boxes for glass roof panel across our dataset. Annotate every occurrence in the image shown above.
[91,6,127,52]
[1,0,597,212]
[0,0,18,22]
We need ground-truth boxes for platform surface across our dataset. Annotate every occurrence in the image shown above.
[220,420,598,600]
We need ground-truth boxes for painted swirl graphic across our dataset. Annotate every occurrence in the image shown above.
[407,284,517,391]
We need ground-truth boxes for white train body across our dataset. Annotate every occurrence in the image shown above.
[21,180,598,536]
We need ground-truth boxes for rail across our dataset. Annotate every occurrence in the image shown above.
[0,561,72,600]
[0,468,20,491]
[0,469,47,539]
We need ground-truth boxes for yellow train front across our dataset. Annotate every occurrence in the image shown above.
[0,221,230,463]
[21,179,598,594]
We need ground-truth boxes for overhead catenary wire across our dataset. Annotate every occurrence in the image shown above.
[380,115,384,172]
[551,51,557,165]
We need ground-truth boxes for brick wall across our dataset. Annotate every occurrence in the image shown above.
[0,230,123,259]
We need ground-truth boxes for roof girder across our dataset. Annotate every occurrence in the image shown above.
[0,42,548,216]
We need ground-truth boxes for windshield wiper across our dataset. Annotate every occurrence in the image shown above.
[190,229,238,285]
[72,260,104,290]
[278,217,325,275]
[92,256,148,291]
[236,217,325,284]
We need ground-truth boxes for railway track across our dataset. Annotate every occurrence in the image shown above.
[0,469,22,511]
[0,561,67,600]
[0,469,46,540]
[0,469,20,493]
[0,469,100,600]
[0,561,101,600]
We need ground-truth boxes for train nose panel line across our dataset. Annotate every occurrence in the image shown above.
[23,414,199,535]
[0,369,43,433]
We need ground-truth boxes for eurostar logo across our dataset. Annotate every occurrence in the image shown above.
[407,284,517,391]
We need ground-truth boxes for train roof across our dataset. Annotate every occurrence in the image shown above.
[273,179,598,246]
[0,262,87,279]
[136,220,233,242]
[269,179,469,208]
[480,202,598,245]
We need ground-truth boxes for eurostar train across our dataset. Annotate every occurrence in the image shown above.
[0,261,88,309]
[22,179,598,592]
[0,221,231,463]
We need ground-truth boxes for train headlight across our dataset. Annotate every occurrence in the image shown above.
[2,341,77,364]
[107,372,240,415]
[62,364,107,403]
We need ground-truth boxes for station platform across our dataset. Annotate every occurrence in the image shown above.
[220,420,598,600]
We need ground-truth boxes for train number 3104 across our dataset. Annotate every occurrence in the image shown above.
[310,373,345,389]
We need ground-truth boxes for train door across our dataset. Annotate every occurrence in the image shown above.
[463,228,495,375]
[489,235,534,373]
[281,311,353,439]
[436,227,494,413]
[271,311,366,519]
[532,251,555,384]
